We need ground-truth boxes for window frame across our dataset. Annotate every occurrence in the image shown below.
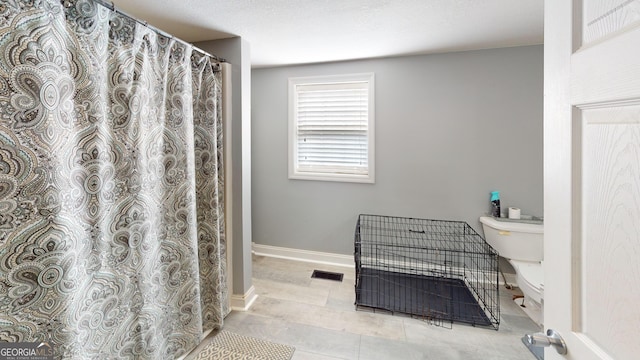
[288,73,375,183]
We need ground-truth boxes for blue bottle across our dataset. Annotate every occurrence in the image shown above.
[490,191,501,218]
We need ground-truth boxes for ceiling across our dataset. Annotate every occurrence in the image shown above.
[109,0,544,68]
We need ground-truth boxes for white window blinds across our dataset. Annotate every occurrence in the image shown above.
[289,73,375,183]
[296,82,368,173]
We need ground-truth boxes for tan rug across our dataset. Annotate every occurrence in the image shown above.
[193,330,295,360]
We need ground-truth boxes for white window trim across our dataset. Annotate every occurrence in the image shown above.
[288,73,375,183]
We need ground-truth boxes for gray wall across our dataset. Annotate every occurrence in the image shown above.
[252,45,543,255]
[196,37,253,296]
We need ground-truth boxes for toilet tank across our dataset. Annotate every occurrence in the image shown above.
[479,216,543,262]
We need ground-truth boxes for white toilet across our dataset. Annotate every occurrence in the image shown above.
[479,216,544,325]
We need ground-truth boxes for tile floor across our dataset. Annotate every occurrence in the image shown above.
[189,255,542,360]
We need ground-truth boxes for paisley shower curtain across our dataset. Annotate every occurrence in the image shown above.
[0,0,228,358]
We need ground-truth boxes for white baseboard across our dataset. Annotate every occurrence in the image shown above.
[230,285,258,311]
[251,243,518,289]
[252,243,353,268]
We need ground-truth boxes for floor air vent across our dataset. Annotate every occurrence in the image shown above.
[311,270,344,282]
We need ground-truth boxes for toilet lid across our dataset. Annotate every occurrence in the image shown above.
[510,260,544,291]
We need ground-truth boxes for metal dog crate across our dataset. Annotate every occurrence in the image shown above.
[354,214,500,329]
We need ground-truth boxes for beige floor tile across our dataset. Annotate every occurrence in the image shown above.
[291,350,349,360]
[203,255,541,360]
[253,277,331,306]
[250,295,407,341]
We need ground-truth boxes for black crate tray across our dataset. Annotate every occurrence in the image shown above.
[356,267,493,327]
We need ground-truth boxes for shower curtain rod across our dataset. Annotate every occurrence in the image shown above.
[89,0,227,64]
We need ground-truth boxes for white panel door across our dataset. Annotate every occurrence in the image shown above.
[545,1,640,359]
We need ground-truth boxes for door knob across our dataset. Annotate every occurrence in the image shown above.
[525,329,567,355]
